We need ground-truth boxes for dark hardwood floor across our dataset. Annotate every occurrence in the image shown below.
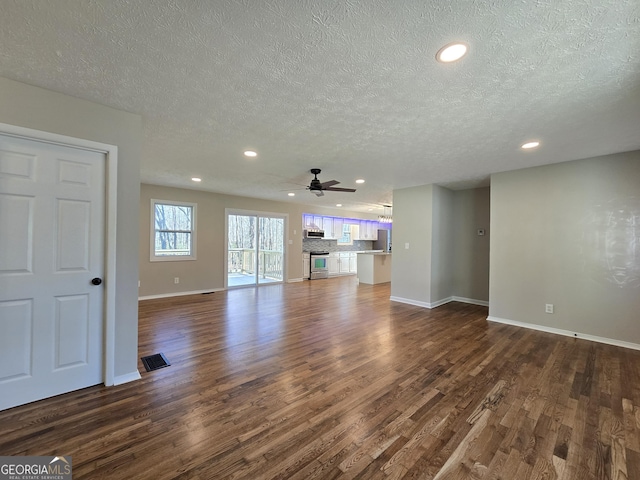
[1,277,639,479]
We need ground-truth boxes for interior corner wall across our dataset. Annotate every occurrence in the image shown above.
[430,185,455,304]
[489,151,640,345]
[452,187,490,302]
[390,184,433,306]
[0,76,142,378]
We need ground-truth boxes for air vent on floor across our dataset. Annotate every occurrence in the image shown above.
[141,353,171,372]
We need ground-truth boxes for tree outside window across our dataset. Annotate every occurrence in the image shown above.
[151,200,197,261]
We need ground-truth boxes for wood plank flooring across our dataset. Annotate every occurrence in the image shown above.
[1,277,639,479]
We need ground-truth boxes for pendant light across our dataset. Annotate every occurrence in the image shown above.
[378,205,393,223]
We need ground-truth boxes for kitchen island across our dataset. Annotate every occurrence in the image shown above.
[356,252,392,285]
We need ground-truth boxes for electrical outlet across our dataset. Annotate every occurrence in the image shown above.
[405,242,410,249]
[545,304,554,314]
[174,277,180,284]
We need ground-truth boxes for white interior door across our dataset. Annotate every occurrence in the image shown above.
[0,133,105,411]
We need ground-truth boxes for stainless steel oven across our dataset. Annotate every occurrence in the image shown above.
[309,251,329,279]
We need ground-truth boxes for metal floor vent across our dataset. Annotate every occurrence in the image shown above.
[141,353,170,372]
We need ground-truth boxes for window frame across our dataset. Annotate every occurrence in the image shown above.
[336,223,353,246]
[150,199,197,262]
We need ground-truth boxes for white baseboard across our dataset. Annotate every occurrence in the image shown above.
[390,295,488,309]
[452,296,490,307]
[288,278,303,283]
[390,296,436,309]
[486,316,640,351]
[139,288,224,301]
[430,296,453,308]
[112,370,141,386]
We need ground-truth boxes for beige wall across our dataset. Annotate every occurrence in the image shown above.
[139,183,377,297]
[390,185,434,305]
[489,151,640,345]
[390,184,490,307]
[431,185,455,303]
[0,77,142,378]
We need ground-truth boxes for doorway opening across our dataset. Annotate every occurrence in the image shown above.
[226,210,286,287]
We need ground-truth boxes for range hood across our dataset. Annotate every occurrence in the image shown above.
[304,228,324,239]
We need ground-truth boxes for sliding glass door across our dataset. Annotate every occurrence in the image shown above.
[227,211,285,287]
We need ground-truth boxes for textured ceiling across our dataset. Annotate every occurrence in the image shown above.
[1,0,639,212]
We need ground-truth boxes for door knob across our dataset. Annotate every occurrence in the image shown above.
[91,277,103,286]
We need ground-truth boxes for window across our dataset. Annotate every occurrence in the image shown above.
[337,223,353,246]
[150,199,197,261]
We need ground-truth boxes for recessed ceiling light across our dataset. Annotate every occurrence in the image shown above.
[436,42,468,63]
[521,141,540,149]
[191,177,201,182]
[355,179,365,184]
[244,150,257,157]
[336,204,342,207]
[288,192,295,197]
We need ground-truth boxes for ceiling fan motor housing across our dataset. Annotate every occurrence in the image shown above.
[309,168,322,190]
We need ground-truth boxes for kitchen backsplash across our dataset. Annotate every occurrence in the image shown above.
[303,239,374,252]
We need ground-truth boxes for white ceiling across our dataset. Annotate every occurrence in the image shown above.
[2,0,639,213]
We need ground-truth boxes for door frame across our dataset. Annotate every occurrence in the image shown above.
[225,208,289,288]
[0,122,118,387]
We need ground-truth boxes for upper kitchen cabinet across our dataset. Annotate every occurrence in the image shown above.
[332,218,343,239]
[303,214,323,229]
[302,214,381,241]
[322,217,345,239]
[358,220,379,240]
[303,213,313,228]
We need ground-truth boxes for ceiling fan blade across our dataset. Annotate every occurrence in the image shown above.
[320,180,339,188]
[323,187,356,192]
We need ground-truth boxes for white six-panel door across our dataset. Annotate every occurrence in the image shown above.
[0,133,105,410]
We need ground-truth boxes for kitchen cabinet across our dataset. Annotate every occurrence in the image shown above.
[333,218,344,239]
[371,221,380,239]
[359,220,367,239]
[322,217,334,238]
[325,252,357,276]
[302,253,310,279]
[349,253,357,273]
[303,214,323,229]
[323,216,349,240]
[349,223,360,241]
[339,253,351,274]
[359,220,379,240]
[302,213,380,241]
[303,214,313,228]
[328,253,339,276]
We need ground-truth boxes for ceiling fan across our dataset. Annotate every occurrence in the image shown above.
[307,168,356,197]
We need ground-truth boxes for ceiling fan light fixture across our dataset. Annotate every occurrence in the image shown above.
[307,168,356,195]
[436,42,468,63]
